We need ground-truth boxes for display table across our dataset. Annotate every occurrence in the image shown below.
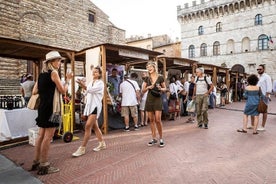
[0,108,37,142]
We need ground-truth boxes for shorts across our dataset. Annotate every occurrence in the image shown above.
[121,106,138,118]
[91,107,97,115]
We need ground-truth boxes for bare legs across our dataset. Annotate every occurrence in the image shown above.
[242,114,259,134]
[82,115,103,147]
[148,111,163,139]
[140,110,148,126]
[34,127,55,163]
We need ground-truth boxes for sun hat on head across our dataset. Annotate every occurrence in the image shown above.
[43,51,65,63]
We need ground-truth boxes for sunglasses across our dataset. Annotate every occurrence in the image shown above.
[257,69,263,71]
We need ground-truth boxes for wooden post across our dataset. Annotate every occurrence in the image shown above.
[235,72,238,102]
[101,45,108,134]
[70,52,76,129]
[225,69,230,103]
[159,58,166,79]
[192,64,197,76]
[212,67,217,86]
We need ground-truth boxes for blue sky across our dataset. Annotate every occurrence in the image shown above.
[92,0,199,40]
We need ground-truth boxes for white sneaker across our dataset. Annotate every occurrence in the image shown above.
[72,146,86,157]
[93,141,106,152]
[257,127,265,131]
[247,126,253,129]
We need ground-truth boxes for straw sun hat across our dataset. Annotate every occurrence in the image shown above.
[43,51,65,63]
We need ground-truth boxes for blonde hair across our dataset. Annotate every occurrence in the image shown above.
[146,61,157,72]
[42,60,58,73]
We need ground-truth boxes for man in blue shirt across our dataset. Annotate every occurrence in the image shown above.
[108,68,121,99]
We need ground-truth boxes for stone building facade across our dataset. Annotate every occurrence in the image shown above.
[177,0,276,80]
[126,35,181,57]
[126,35,172,51]
[0,0,125,80]
[153,42,181,57]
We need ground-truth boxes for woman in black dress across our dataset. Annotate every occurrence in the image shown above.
[31,51,73,175]
[142,61,166,147]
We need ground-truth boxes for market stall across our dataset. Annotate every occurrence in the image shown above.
[75,43,162,134]
[0,37,76,143]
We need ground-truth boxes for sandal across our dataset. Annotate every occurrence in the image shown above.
[253,132,259,135]
[37,162,59,175]
[237,129,247,133]
[29,160,40,171]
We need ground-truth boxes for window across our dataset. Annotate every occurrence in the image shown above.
[198,26,204,35]
[188,45,195,58]
[216,22,222,32]
[88,11,95,23]
[258,34,268,50]
[200,43,207,56]
[255,14,262,25]
[213,41,220,55]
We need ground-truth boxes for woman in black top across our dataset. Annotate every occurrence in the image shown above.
[31,51,73,175]
[142,61,166,147]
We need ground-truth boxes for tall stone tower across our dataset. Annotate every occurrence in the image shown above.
[177,0,276,80]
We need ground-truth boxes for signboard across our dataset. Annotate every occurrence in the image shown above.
[119,49,149,60]
[173,59,190,66]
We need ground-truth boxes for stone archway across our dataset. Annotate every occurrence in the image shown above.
[231,64,245,73]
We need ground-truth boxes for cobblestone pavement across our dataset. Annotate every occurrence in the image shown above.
[1,96,276,184]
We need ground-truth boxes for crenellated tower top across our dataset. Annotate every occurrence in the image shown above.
[177,0,275,23]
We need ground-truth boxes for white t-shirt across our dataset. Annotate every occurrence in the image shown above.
[195,76,212,95]
[21,80,35,97]
[120,79,140,106]
[184,81,190,92]
[257,73,272,95]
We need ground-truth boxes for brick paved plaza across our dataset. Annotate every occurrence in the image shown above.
[1,96,276,184]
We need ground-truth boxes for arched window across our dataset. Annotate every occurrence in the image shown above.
[213,41,220,55]
[200,43,207,56]
[198,26,204,35]
[255,14,262,25]
[258,34,268,50]
[188,45,195,58]
[216,22,222,32]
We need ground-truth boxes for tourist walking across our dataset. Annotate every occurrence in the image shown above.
[193,67,213,129]
[219,82,228,106]
[119,73,140,131]
[256,64,272,131]
[72,66,106,157]
[140,72,149,126]
[237,74,262,134]
[31,51,73,175]
[142,61,166,147]
[185,75,196,123]
[168,76,182,120]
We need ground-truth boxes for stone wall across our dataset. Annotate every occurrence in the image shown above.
[177,0,276,80]
[0,0,125,94]
[0,0,125,50]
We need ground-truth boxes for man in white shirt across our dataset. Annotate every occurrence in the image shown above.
[193,67,214,129]
[119,73,140,131]
[256,64,272,131]
[21,74,35,106]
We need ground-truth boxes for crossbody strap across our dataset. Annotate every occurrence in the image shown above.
[126,79,137,93]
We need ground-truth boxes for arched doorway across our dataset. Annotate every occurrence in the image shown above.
[231,64,245,73]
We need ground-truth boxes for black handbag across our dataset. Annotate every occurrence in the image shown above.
[49,113,61,125]
[150,87,161,97]
[169,93,177,100]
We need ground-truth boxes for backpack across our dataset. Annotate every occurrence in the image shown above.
[196,76,210,90]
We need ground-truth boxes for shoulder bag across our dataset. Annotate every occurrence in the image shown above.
[257,87,267,113]
[149,76,161,97]
[27,94,40,110]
